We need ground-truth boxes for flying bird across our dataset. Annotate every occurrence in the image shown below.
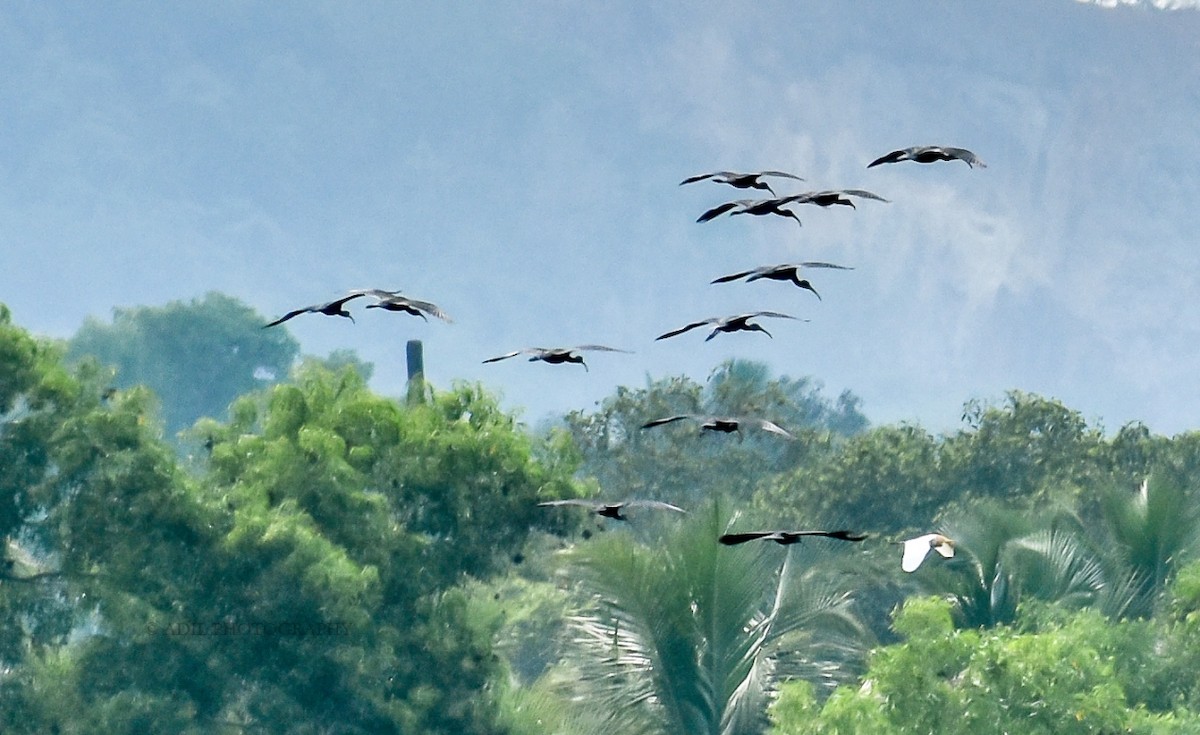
[867,146,986,169]
[697,198,805,228]
[655,311,803,342]
[679,170,805,196]
[537,498,686,521]
[262,292,368,328]
[482,345,632,371]
[719,530,868,546]
[900,533,956,572]
[365,294,453,322]
[711,261,854,300]
[641,414,795,439]
[782,189,889,208]
[347,287,405,299]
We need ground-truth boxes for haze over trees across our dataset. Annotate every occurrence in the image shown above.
[66,292,299,437]
[5,297,1200,733]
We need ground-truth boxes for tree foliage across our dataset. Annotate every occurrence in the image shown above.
[755,391,1190,535]
[67,291,300,436]
[563,360,867,508]
[1,306,586,734]
[543,501,865,735]
[769,596,1200,735]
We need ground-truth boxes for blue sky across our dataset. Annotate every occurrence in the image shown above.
[2,1,1199,435]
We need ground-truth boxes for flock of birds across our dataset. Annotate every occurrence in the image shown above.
[263,145,984,572]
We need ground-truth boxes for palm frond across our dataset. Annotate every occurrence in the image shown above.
[557,500,866,735]
[1004,528,1106,609]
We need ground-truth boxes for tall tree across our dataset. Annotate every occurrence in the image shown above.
[67,291,299,436]
[2,306,586,734]
[1089,468,1200,618]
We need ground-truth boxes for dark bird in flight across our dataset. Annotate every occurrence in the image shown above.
[867,146,986,169]
[719,529,869,546]
[711,261,854,300]
[482,345,632,371]
[641,414,795,439]
[782,189,890,208]
[679,170,805,196]
[263,293,368,328]
[537,498,686,521]
[365,294,453,322]
[655,311,803,342]
[697,198,805,228]
[900,533,956,572]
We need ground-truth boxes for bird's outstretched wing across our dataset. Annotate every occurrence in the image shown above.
[640,415,695,429]
[901,538,933,572]
[940,147,986,168]
[679,171,729,186]
[571,345,633,353]
[711,268,759,284]
[697,200,753,223]
[402,297,454,322]
[758,170,805,181]
[718,531,779,545]
[622,499,687,513]
[818,530,869,541]
[655,319,717,341]
[775,192,818,205]
[263,307,311,329]
[347,288,403,299]
[900,533,956,572]
[840,189,890,202]
[867,148,910,168]
[745,311,801,321]
[483,349,536,364]
[537,499,602,509]
[799,261,855,270]
[330,293,368,308]
[368,295,454,322]
[750,418,796,440]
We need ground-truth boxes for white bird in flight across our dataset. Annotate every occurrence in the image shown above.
[900,533,956,572]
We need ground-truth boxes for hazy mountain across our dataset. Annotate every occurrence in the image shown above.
[1,1,1197,433]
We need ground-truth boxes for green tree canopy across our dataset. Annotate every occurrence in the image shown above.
[67,291,300,436]
[563,360,867,508]
[2,306,587,734]
[770,597,1200,735]
[754,392,1176,535]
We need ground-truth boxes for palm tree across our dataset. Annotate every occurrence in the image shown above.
[552,501,865,735]
[1091,471,1200,617]
[922,502,1032,627]
[915,501,1142,627]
